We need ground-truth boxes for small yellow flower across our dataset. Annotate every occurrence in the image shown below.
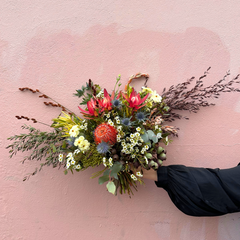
[141,87,153,94]
[74,136,85,147]
[69,125,80,137]
[79,140,90,152]
[150,91,162,103]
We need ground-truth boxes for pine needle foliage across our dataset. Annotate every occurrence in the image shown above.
[74,144,103,169]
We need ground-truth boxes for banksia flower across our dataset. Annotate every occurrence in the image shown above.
[94,123,117,145]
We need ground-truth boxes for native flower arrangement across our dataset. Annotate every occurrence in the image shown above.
[7,69,240,195]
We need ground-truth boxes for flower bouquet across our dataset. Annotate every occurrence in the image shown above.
[7,69,240,196]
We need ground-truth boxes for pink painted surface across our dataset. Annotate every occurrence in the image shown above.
[1,1,240,239]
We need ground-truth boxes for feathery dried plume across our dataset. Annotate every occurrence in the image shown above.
[162,68,240,122]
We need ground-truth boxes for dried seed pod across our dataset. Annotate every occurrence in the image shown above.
[133,161,140,168]
[111,149,117,155]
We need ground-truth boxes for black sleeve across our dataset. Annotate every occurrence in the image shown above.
[155,164,240,217]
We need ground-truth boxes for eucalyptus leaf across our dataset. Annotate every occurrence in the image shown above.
[111,173,118,180]
[152,136,158,143]
[103,169,110,176]
[156,133,162,139]
[106,181,116,195]
[141,132,149,143]
[98,175,109,185]
[110,162,122,175]
[147,130,155,139]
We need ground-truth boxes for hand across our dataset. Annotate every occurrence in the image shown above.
[141,167,158,181]
[130,164,158,181]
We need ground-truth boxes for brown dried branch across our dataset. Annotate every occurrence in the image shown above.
[161,125,178,137]
[19,87,75,115]
[15,115,37,123]
[162,68,240,122]
[15,115,50,126]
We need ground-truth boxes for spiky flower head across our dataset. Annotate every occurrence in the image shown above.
[112,99,122,108]
[97,141,110,154]
[136,111,148,122]
[121,117,132,127]
[94,123,117,145]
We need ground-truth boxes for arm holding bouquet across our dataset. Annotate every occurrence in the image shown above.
[137,164,240,217]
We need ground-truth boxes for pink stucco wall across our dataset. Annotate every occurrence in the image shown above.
[1,1,240,239]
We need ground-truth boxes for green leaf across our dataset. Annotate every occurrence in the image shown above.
[98,175,109,185]
[111,172,118,180]
[147,130,155,139]
[163,106,170,112]
[64,170,68,175]
[141,132,149,143]
[146,141,151,147]
[106,181,116,195]
[62,141,67,149]
[156,133,162,139]
[152,136,158,143]
[103,169,110,176]
[110,162,122,180]
[110,162,122,175]
[51,144,57,153]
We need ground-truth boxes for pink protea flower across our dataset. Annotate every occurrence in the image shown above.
[78,98,98,116]
[122,88,149,110]
[98,89,113,111]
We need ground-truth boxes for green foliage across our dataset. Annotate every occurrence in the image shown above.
[80,93,93,105]
[106,181,116,195]
[74,83,90,98]
[113,74,122,95]
[74,80,102,106]
[74,144,103,169]
[110,162,122,179]
[97,162,123,194]
[98,175,109,185]
[118,171,138,195]
[141,130,161,145]
[7,125,65,180]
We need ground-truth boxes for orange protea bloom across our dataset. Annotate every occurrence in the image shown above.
[94,123,117,145]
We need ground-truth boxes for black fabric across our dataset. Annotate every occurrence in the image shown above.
[155,164,240,217]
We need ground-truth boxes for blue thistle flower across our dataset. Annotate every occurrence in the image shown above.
[112,99,122,108]
[97,141,110,154]
[136,111,148,122]
[121,117,131,127]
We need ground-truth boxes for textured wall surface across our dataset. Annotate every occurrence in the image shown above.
[1,1,240,239]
